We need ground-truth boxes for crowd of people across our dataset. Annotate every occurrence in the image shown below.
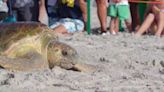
[102,0,164,37]
[0,0,87,34]
[0,0,163,37]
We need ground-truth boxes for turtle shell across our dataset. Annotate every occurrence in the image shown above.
[0,22,57,58]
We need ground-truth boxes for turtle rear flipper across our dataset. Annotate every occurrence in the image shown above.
[0,51,48,71]
[73,63,96,72]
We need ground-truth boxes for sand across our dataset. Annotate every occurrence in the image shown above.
[0,32,164,92]
[0,1,164,92]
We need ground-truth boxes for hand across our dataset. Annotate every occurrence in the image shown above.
[152,5,160,14]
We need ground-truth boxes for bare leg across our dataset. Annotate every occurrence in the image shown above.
[52,25,68,34]
[115,17,119,33]
[39,0,49,25]
[110,17,115,33]
[135,13,155,36]
[149,21,157,34]
[155,12,164,37]
[96,0,107,32]
[125,19,132,32]
[110,17,119,34]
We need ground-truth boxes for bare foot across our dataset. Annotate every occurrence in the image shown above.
[155,32,161,37]
[110,30,117,35]
[134,32,142,37]
[111,31,117,35]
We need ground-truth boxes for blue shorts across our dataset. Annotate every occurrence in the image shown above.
[49,18,84,33]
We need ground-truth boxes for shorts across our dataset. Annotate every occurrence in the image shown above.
[13,0,39,21]
[107,5,130,20]
[50,18,84,33]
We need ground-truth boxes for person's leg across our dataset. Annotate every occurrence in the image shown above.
[16,0,39,22]
[118,5,131,32]
[155,12,164,37]
[135,13,155,36]
[38,0,49,25]
[51,18,84,35]
[52,25,68,34]
[110,17,115,33]
[125,19,132,32]
[130,3,140,31]
[110,18,118,35]
[96,0,107,33]
[30,0,39,21]
[149,21,157,35]
[108,4,117,34]
[16,5,32,21]
[114,17,119,33]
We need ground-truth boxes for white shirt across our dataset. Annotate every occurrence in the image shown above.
[0,0,8,12]
[110,0,129,6]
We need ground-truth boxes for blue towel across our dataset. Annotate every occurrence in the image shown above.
[3,15,16,23]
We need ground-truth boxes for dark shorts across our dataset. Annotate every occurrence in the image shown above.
[13,0,39,21]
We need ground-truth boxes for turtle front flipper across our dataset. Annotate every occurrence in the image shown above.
[0,51,49,71]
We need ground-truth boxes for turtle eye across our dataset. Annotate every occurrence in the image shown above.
[62,50,68,56]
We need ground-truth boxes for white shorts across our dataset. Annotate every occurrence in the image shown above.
[50,18,84,33]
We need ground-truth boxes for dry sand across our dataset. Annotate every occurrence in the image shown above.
[0,1,164,92]
[0,32,164,92]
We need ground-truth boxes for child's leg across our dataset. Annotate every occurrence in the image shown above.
[117,5,131,32]
[119,19,124,32]
[135,13,155,36]
[155,12,164,37]
[114,17,119,33]
[125,18,132,32]
[108,4,117,34]
[110,17,116,33]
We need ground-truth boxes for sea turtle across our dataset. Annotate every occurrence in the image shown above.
[0,22,94,72]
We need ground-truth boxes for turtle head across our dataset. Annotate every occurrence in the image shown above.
[47,41,79,70]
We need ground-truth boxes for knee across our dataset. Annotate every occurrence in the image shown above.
[148,13,155,19]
